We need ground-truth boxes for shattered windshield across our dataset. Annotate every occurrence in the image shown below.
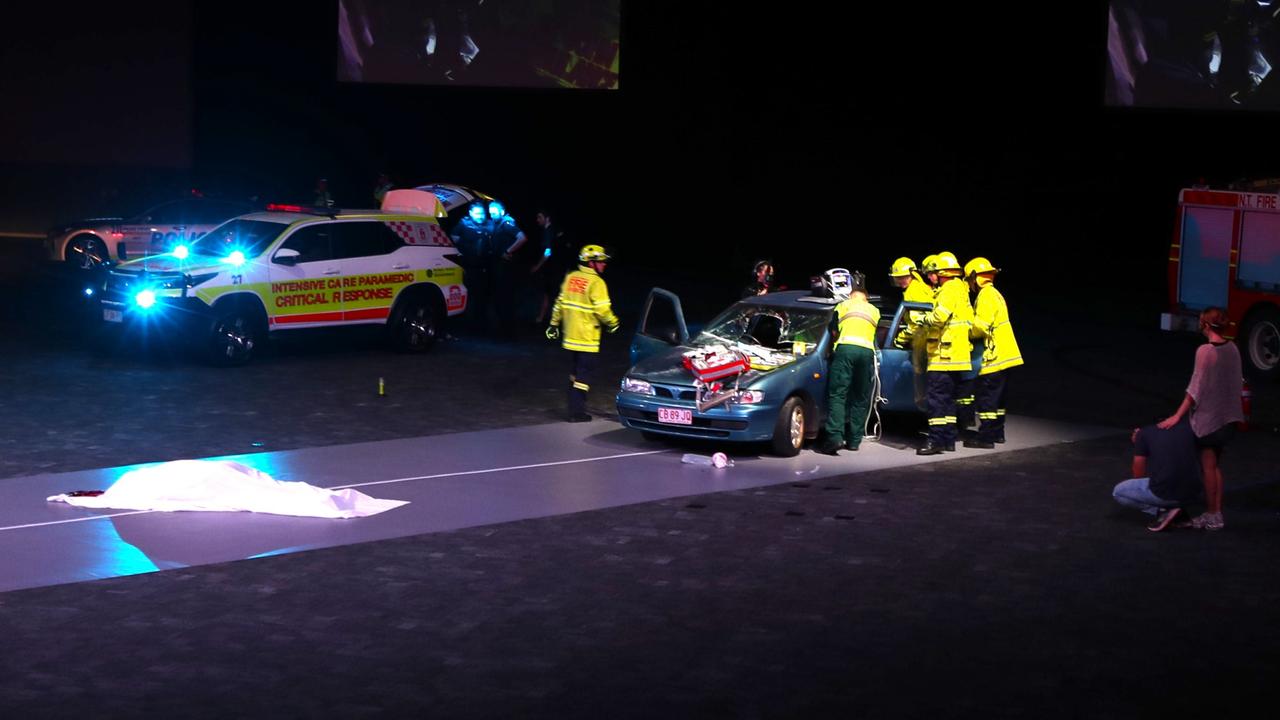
[697,303,830,351]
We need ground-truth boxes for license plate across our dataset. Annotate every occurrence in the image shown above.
[103,309,123,323]
[658,407,693,425]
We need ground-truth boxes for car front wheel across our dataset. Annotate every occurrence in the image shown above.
[770,396,806,457]
[208,308,260,366]
[390,294,441,352]
[66,235,108,270]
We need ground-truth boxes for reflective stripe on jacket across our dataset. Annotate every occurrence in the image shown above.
[550,266,619,353]
[834,297,880,351]
[922,277,973,372]
[971,283,1023,375]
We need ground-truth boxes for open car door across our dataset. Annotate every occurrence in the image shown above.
[877,301,932,412]
[630,288,690,365]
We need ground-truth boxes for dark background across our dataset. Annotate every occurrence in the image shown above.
[5,1,1280,313]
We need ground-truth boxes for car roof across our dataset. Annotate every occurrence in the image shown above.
[736,290,839,311]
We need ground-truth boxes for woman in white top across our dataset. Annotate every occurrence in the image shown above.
[1157,307,1244,530]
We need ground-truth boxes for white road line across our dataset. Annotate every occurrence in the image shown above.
[329,449,668,490]
[0,510,154,532]
[0,449,669,533]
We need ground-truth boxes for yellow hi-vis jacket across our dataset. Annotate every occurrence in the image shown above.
[550,265,620,353]
[833,296,881,350]
[894,275,935,348]
[971,281,1023,375]
[921,276,973,372]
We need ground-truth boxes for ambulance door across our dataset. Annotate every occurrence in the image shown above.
[1179,206,1234,310]
[334,220,412,324]
[267,224,343,328]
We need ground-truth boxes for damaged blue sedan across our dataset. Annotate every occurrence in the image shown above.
[615,289,961,456]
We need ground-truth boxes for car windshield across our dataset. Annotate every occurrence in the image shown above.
[188,219,287,259]
[696,303,831,351]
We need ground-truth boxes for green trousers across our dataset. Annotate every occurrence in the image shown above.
[823,344,875,447]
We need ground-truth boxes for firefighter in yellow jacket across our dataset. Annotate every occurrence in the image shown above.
[890,257,934,349]
[547,244,620,422]
[917,251,973,455]
[963,257,1023,448]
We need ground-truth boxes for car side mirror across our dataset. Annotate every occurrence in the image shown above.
[273,248,300,266]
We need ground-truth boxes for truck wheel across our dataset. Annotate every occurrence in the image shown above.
[1241,307,1280,381]
[66,235,108,270]
[208,307,260,366]
[770,396,806,457]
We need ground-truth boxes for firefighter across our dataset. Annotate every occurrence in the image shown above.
[963,257,1023,448]
[920,254,941,290]
[890,257,934,349]
[547,245,620,422]
[890,257,934,410]
[917,251,973,455]
[816,269,879,455]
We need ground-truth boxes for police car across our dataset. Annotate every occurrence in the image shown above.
[47,196,255,270]
[95,190,467,365]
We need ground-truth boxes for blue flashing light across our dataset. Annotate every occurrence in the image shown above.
[84,287,95,297]
[135,290,156,309]
[543,247,551,258]
[224,250,246,266]
[173,245,190,260]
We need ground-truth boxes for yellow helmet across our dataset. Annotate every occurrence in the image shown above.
[964,257,999,277]
[921,254,939,272]
[932,251,962,273]
[888,257,917,277]
[579,244,610,262]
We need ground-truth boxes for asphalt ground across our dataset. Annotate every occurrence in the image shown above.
[0,237,1277,717]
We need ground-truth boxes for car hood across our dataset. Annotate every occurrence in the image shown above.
[115,254,225,274]
[627,340,804,387]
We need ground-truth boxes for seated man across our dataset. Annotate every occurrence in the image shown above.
[1112,418,1202,532]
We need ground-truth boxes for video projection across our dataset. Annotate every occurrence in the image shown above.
[337,0,620,89]
[1107,1,1280,109]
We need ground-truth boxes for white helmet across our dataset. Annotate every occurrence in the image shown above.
[822,268,854,300]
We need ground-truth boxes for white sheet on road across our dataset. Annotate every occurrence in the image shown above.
[46,460,408,519]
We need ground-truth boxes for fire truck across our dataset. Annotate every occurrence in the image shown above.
[1162,184,1280,380]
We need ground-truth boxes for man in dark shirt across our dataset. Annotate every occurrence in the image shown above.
[1112,418,1203,532]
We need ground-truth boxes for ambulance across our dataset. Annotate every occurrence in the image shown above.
[1163,184,1280,379]
[95,190,467,365]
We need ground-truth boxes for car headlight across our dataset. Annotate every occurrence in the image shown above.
[736,389,765,404]
[621,377,654,395]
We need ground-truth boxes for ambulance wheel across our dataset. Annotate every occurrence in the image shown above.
[1241,306,1280,381]
[770,396,806,457]
[66,235,107,270]
[208,306,261,366]
[390,292,441,352]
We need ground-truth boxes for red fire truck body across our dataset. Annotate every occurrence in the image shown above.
[1163,187,1280,379]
